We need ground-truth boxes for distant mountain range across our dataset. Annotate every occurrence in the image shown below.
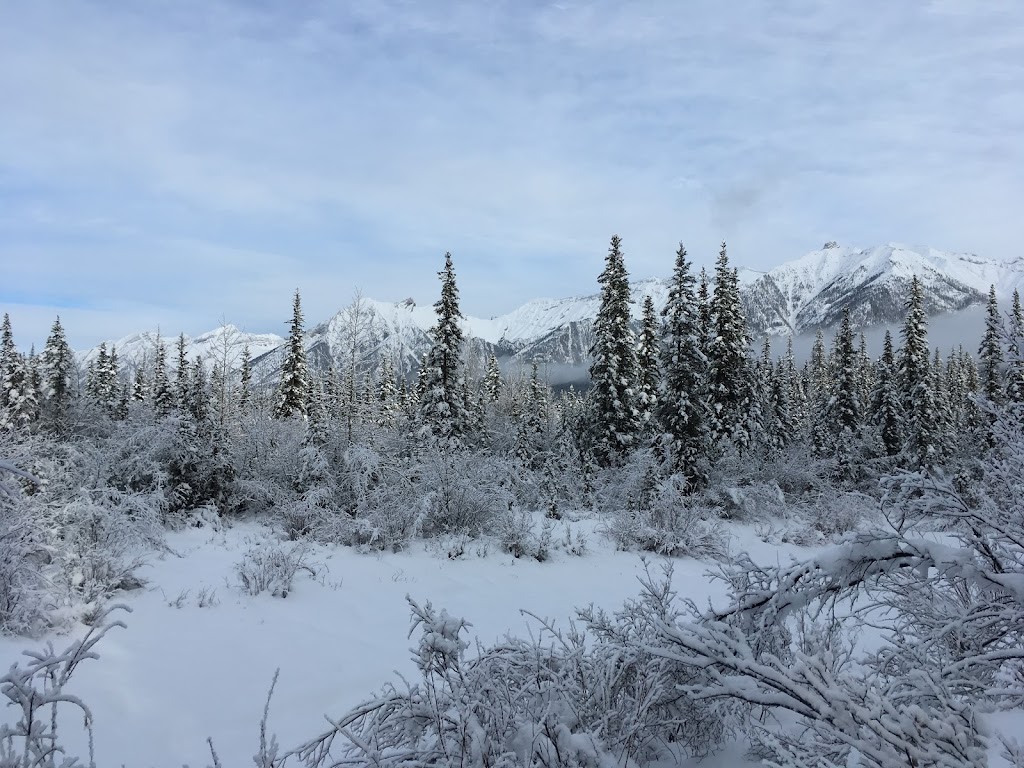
[80,242,1024,380]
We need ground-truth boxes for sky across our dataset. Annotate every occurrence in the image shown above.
[1,0,1023,350]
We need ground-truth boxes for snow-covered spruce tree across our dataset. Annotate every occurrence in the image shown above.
[870,330,904,457]
[0,314,14,414]
[587,235,640,465]
[696,266,712,355]
[899,275,938,468]
[151,336,174,417]
[979,284,1004,405]
[275,290,310,420]
[657,243,710,486]
[39,316,75,430]
[824,307,862,473]
[131,365,146,402]
[174,333,189,407]
[483,353,502,404]
[706,242,751,450]
[1008,288,1024,403]
[636,294,660,435]
[417,252,470,441]
[238,343,253,412]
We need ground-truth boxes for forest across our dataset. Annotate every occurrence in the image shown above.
[2,236,1024,767]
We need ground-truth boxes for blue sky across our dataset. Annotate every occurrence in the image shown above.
[1,0,1023,349]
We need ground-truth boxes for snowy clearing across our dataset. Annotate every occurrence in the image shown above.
[0,518,793,767]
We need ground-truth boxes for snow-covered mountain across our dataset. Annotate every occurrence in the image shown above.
[80,243,1024,378]
[77,325,285,371]
[740,242,1024,335]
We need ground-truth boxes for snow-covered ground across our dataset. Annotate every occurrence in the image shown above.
[0,518,798,767]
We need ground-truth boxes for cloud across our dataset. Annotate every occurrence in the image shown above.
[1,0,1023,348]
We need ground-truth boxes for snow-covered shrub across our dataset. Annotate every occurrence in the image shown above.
[279,487,338,541]
[0,605,128,766]
[55,489,160,604]
[606,474,729,559]
[293,587,731,767]
[593,447,661,517]
[796,490,873,540]
[497,508,535,558]
[235,540,320,597]
[706,481,788,521]
[418,447,515,537]
[0,459,48,636]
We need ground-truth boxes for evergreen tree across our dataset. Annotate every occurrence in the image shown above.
[275,290,310,419]
[587,235,640,464]
[829,307,862,438]
[188,356,210,425]
[657,243,710,484]
[696,267,712,356]
[174,333,189,407]
[1007,289,1024,403]
[152,338,174,417]
[417,252,470,439]
[784,336,808,432]
[483,354,502,404]
[39,316,75,428]
[635,295,660,433]
[978,284,1004,404]
[0,313,14,412]
[871,330,903,457]
[238,344,253,412]
[132,366,147,402]
[898,276,937,467]
[706,243,751,448]
[0,318,36,432]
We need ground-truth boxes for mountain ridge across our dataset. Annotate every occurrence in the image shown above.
[79,242,1024,376]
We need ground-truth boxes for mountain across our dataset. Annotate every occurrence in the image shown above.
[77,325,285,371]
[80,243,1024,379]
[739,242,1024,335]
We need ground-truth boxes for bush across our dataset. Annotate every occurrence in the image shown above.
[234,540,321,597]
[418,447,514,537]
[606,474,729,560]
[293,583,731,767]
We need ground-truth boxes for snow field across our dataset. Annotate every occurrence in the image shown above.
[0,517,790,767]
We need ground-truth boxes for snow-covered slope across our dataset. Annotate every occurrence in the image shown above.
[77,325,284,371]
[79,243,1024,376]
[740,242,1024,335]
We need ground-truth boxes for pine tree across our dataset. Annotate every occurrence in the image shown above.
[899,275,937,467]
[275,290,310,419]
[39,316,75,428]
[657,243,710,484]
[635,295,660,433]
[829,307,862,437]
[0,318,36,432]
[0,313,14,413]
[132,366,147,402]
[784,336,808,433]
[238,344,253,412]
[696,267,713,356]
[978,284,1004,404]
[174,333,189,407]
[417,252,470,440]
[376,356,399,427]
[483,354,502,404]
[1006,289,1024,403]
[871,330,903,457]
[152,338,174,417]
[706,243,751,448]
[587,235,640,464]
[188,355,210,425]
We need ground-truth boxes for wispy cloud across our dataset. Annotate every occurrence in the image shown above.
[1,0,1022,348]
